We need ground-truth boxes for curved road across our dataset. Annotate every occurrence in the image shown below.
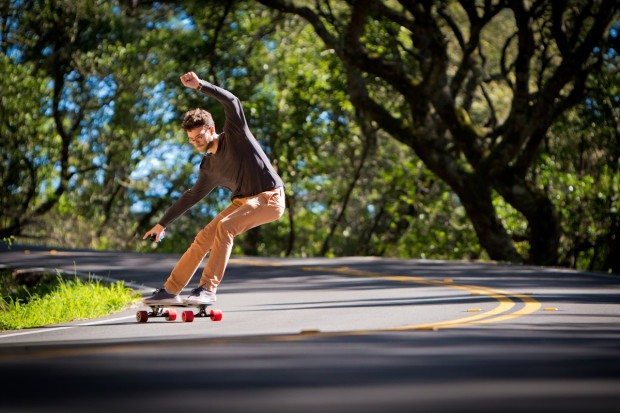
[1,245,619,412]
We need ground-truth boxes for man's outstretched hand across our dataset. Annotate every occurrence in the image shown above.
[143,224,166,243]
[180,71,201,89]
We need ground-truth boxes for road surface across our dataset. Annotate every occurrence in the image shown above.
[0,245,619,412]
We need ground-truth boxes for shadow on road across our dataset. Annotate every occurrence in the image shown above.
[1,327,619,413]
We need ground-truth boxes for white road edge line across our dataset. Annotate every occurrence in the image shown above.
[0,315,136,340]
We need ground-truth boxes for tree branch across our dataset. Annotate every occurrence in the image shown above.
[364,0,416,33]
[256,0,338,47]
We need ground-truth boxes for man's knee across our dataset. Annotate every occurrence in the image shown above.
[192,229,211,251]
[216,218,237,238]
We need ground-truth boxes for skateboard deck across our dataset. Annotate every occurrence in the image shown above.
[136,303,223,323]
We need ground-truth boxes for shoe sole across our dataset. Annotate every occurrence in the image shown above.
[184,299,216,306]
[143,300,184,306]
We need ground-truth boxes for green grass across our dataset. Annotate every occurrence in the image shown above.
[0,269,140,331]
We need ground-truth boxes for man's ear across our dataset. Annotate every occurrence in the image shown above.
[208,125,216,134]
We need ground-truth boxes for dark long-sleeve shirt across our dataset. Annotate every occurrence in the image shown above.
[157,80,284,227]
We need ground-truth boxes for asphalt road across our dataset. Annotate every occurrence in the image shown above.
[0,245,619,413]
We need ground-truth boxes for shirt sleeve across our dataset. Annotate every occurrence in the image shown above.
[197,80,247,132]
[157,171,216,227]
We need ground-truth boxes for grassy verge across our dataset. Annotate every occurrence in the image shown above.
[0,268,141,331]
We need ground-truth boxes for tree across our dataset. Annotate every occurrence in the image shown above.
[256,0,619,265]
[0,0,196,246]
[1,0,119,239]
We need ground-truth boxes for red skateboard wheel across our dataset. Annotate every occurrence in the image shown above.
[165,309,177,321]
[182,310,195,322]
[209,309,223,321]
[136,310,148,323]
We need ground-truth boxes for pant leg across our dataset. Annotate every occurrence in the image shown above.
[200,187,285,291]
[163,203,239,294]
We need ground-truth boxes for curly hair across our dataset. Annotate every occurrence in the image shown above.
[181,108,215,131]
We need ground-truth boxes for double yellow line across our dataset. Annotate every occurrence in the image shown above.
[300,265,541,332]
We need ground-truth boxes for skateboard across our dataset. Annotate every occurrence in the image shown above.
[136,304,223,323]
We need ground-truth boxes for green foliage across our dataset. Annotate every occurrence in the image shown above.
[0,55,51,233]
[2,1,617,273]
[0,268,73,307]
[1,236,15,248]
[0,269,140,330]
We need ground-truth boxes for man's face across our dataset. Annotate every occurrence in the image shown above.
[187,126,214,153]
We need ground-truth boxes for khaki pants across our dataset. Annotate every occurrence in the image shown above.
[164,187,285,294]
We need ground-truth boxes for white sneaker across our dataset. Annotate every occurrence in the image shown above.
[184,285,216,305]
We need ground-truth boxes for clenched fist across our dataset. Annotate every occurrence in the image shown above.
[180,71,201,89]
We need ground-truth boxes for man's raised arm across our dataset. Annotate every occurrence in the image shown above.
[180,71,245,126]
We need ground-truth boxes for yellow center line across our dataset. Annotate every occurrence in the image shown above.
[301,265,539,331]
[394,286,514,331]
[473,293,541,324]
[229,258,283,266]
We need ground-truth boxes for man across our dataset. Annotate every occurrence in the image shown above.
[142,71,285,306]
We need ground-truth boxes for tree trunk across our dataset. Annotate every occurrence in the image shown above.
[242,227,261,255]
[320,112,373,256]
[285,192,295,256]
[602,213,619,274]
[455,176,522,263]
[493,174,560,265]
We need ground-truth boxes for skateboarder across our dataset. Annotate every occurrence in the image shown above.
[142,71,285,306]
